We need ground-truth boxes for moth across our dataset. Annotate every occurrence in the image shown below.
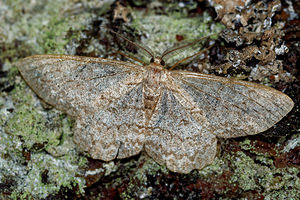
[16,33,294,173]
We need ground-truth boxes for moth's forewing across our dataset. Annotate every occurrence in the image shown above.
[171,71,294,138]
[17,54,148,161]
[17,55,143,116]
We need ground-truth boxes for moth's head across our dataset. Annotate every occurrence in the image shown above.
[150,57,165,66]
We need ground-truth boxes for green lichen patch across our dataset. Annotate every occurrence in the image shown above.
[1,78,88,199]
[4,81,60,151]
[119,155,168,199]
[198,157,227,177]
[133,155,169,181]
[239,138,278,157]
[9,152,87,200]
[5,103,61,150]
[1,128,88,199]
[229,151,299,199]
[0,0,112,62]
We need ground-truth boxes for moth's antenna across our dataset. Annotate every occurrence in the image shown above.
[114,50,146,66]
[109,29,155,59]
[169,44,214,70]
[161,33,219,61]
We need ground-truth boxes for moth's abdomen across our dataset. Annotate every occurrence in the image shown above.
[143,69,167,123]
[143,83,162,123]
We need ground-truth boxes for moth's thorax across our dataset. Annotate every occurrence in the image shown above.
[144,63,169,83]
[146,61,165,70]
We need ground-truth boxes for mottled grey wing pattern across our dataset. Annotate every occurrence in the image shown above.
[17,55,147,161]
[171,71,294,138]
[17,55,144,116]
[145,89,217,173]
[74,84,146,161]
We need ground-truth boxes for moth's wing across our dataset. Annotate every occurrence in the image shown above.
[17,55,146,160]
[17,55,143,116]
[74,84,146,161]
[171,71,294,138]
[145,89,217,173]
